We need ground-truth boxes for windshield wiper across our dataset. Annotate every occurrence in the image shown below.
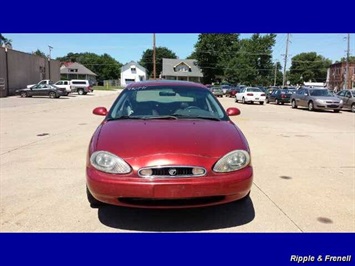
[141,115,178,120]
[173,114,221,121]
[106,115,142,121]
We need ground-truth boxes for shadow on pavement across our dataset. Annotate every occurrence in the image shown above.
[97,197,255,232]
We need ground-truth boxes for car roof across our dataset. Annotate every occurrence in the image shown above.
[125,80,207,89]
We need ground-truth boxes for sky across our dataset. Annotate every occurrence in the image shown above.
[4,34,354,67]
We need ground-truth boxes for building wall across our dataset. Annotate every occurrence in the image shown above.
[120,67,146,87]
[0,47,60,97]
[328,62,355,90]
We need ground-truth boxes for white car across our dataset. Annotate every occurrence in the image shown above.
[235,87,266,105]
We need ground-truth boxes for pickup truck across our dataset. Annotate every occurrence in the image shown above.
[27,79,54,88]
[54,80,71,96]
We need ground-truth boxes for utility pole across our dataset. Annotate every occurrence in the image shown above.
[48,45,53,80]
[153,34,156,80]
[345,33,350,90]
[274,61,278,86]
[282,34,290,87]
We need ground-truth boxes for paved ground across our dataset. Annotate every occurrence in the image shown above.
[0,91,354,232]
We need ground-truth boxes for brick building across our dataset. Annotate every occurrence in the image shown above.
[327,62,355,90]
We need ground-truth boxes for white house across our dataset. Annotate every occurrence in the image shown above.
[120,61,147,87]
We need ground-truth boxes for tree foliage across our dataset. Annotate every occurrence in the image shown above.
[193,34,240,83]
[139,47,177,78]
[56,52,122,81]
[33,49,46,57]
[0,34,12,47]
[289,52,332,84]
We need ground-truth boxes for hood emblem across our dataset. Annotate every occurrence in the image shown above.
[169,168,177,176]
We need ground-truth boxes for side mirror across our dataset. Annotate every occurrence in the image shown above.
[226,107,241,116]
[93,107,108,116]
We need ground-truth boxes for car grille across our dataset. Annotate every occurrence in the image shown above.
[138,166,206,178]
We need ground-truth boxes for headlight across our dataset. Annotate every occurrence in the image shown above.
[339,100,343,104]
[316,99,324,103]
[90,151,131,174]
[213,150,250,173]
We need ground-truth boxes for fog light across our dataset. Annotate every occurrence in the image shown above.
[139,169,153,177]
[192,167,205,175]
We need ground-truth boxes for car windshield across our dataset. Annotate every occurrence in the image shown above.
[351,91,355,97]
[309,89,333,97]
[109,86,228,121]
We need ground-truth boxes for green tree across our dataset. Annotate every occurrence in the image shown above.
[337,56,355,63]
[225,34,276,86]
[289,52,332,84]
[56,52,122,81]
[0,34,12,47]
[139,47,177,78]
[33,49,46,57]
[193,34,240,84]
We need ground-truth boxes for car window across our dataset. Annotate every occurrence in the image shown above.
[309,89,333,97]
[110,86,228,120]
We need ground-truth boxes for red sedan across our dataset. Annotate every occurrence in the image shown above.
[86,80,253,208]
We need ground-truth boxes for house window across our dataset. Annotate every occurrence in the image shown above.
[131,67,136,74]
[69,69,78,73]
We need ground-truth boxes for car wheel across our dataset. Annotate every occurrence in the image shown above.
[352,103,355,113]
[235,98,238,103]
[308,101,314,111]
[78,89,84,95]
[83,92,88,95]
[260,101,264,105]
[291,100,297,109]
[333,110,340,113]
[266,98,269,103]
[275,99,279,105]
[86,186,104,208]
[49,92,56,99]
[20,91,27,98]
[242,97,246,104]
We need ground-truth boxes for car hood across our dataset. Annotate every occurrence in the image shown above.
[93,120,248,159]
[312,96,341,101]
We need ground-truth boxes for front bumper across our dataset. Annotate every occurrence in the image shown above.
[87,166,253,208]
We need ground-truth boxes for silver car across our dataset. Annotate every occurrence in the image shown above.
[290,87,343,113]
[336,89,355,112]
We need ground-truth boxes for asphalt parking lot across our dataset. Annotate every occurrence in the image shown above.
[0,91,354,232]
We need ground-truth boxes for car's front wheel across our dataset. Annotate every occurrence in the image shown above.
[20,91,27,98]
[260,101,264,105]
[308,101,314,111]
[49,92,56,99]
[86,186,104,208]
[352,103,355,113]
[291,100,297,109]
[275,99,279,105]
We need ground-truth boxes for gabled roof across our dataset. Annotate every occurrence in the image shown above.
[121,61,146,73]
[60,62,97,76]
[161,58,203,77]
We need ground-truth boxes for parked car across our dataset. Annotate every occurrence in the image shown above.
[27,79,54,89]
[290,87,343,112]
[235,87,266,105]
[211,87,224,97]
[225,87,239,98]
[54,80,71,96]
[16,84,66,98]
[70,79,93,95]
[266,88,296,104]
[86,80,253,208]
[221,85,231,95]
[336,89,355,112]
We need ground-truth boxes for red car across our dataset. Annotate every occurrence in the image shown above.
[86,80,253,209]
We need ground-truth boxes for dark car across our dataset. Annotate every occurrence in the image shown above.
[225,87,239,98]
[220,85,231,95]
[86,80,253,209]
[336,89,355,112]
[16,84,66,98]
[266,88,296,104]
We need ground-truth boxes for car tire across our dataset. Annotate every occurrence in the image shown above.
[266,98,269,103]
[86,186,104,208]
[291,100,297,109]
[20,91,27,98]
[242,97,246,104]
[333,110,340,113]
[352,103,355,113]
[78,89,84,95]
[275,99,279,105]
[49,92,56,99]
[260,101,264,105]
[308,101,314,111]
[235,98,238,103]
